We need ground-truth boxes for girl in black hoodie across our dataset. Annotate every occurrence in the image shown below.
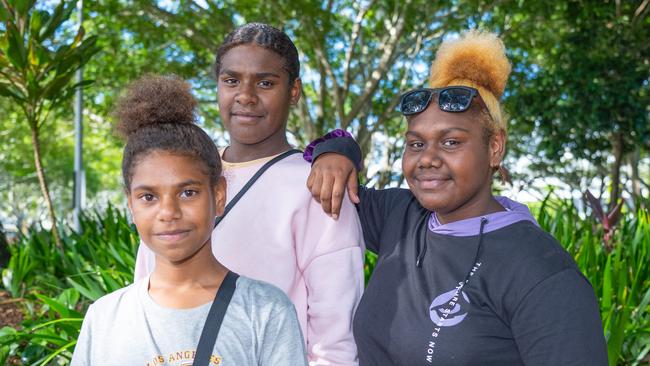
[305,30,607,366]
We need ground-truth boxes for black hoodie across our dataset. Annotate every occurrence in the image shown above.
[351,187,607,366]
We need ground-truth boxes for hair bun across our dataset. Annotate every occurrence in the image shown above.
[429,30,511,99]
[115,74,197,138]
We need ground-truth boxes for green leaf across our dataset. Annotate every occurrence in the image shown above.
[35,294,70,318]
[38,1,73,41]
[5,22,27,69]
[66,276,104,302]
[0,82,26,101]
[602,253,613,311]
[29,9,44,38]
[13,0,36,19]
[71,25,85,48]
[0,5,11,22]
[42,72,75,100]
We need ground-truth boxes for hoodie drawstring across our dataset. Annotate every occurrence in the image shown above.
[417,216,488,269]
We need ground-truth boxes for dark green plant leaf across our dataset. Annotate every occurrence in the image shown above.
[5,22,26,69]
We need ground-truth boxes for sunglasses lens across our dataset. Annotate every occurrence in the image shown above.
[439,88,473,112]
[400,90,432,115]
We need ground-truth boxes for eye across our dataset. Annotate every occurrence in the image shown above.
[442,139,461,148]
[221,78,238,86]
[258,80,274,88]
[180,189,198,199]
[407,141,425,151]
[139,193,155,202]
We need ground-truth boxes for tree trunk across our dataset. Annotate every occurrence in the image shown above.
[629,147,641,207]
[30,126,63,251]
[609,132,624,209]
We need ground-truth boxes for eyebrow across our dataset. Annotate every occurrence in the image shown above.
[440,127,471,134]
[219,69,282,79]
[132,179,203,192]
[405,127,471,138]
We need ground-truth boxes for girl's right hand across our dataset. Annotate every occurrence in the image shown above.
[306,153,359,219]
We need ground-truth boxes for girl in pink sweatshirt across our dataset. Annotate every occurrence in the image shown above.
[134,23,364,365]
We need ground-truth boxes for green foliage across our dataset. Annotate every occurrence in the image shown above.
[0,200,648,364]
[534,197,650,365]
[0,0,101,248]
[483,0,650,202]
[0,206,138,364]
[0,0,100,121]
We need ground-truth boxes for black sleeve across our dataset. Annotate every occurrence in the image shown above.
[312,136,363,171]
[356,186,413,254]
[510,268,608,366]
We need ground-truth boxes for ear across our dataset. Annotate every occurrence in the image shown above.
[488,129,506,169]
[289,77,302,106]
[213,176,227,217]
[126,191,134,216]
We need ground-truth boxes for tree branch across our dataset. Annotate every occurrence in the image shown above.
[633,0,650,25]
[341,0,411,128]
[142,3,221,52]
[342,0,376,100]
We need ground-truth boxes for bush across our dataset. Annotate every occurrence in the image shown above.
[0,205,138,364]
[1,200,648,365]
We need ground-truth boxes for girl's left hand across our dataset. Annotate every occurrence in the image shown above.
[306,153,359,219]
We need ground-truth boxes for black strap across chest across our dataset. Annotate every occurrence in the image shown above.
[214,148,302,227]
[194,148,301,365]
[193,271,239,365]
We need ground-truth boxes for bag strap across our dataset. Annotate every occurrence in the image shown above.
[193,148,300,365]
[214,148,302,227]
[193,271,240,366]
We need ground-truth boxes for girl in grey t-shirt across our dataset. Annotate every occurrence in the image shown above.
[71,75,306,366]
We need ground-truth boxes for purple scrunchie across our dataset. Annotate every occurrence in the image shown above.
[303,128,353,162]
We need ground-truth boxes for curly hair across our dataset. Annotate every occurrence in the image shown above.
[212,23,300,84]
[429,30,512,135]
[114,74,222,190]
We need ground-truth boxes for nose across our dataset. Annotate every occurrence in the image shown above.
[157,195,182,222]
[417,146,443,169]
[235,82,258,105]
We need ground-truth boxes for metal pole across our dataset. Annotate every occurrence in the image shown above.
[73,0,85,232]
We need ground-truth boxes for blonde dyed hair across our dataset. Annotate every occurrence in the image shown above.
[429,30,511,134]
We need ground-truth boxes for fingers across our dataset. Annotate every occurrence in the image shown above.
[306,169,315,191]
[347,169,360,204]
[309,171,323,203]
[330,175,345,219]
[320,174,334,215]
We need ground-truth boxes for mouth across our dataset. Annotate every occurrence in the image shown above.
[415,175,451,190]
[154,229,191,242]
[231,111,264,123]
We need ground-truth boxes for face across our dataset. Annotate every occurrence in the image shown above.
[401,103,505,222]
[127,151,226,264]
[217,44,301,148]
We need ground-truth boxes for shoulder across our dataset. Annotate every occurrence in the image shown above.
[489,221,576,273]
[89,281,140,313]
[483,221,587,303]
[80,281,142,330]
[235,276,294,311]
[267,152,311,179]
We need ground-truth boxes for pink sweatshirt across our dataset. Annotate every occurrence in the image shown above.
[134,152,364,365]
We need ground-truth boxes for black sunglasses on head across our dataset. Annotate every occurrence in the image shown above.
[398,86,488,116]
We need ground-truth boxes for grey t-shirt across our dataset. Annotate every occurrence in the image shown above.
[71,275,307,366]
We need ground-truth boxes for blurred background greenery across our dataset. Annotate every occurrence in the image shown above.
[0,0,648,365]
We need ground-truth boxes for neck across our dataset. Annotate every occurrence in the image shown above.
[436,190,505,225]
[149,239,229,308]
[223,134,291,163]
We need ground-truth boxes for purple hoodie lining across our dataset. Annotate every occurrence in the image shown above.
[427,196,539,237]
